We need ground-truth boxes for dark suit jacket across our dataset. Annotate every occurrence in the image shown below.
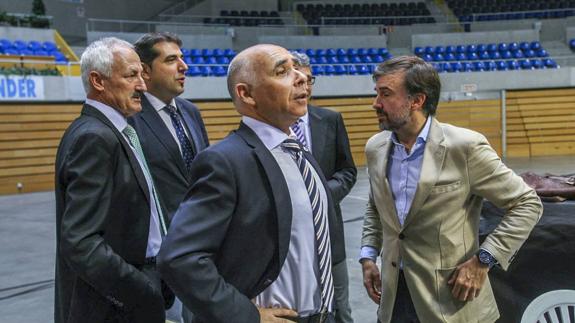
[157,122,340,323]
[308,105,357,264]
[128,95,209,221]
[54,104,166,323]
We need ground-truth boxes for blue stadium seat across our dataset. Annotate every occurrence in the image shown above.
[4,48,18,55]
[500,50,512,59]
[531,59,543,69]
[317,56,328,64]
[367,48,378,56]
[445,53,456,61]
[0,39,12,50]
[199,66,212,76]
[192,57,206,64]
[334,65,346,75]
[53,51,68,63]
[508,42,519,51]
[224,48,236,58]
[498,43,508,52]
[468,52,479,60]
[324,65,335,75]
[356,64,370,75]
[346,48,358,56]
[213,65,227,76]
[486,60,498,71]
[513,50,524,59]
[361,55,373,63]
[312,65,325,75]
[507,60,520,70]
[434,46,445,55]
[351,55,362,64]
[305,48,316,57]
[422,54,433,62]
[201,49,213,57]
[530,41,542,50]
[456,45,466,54]
[377,48,389,57]
[519,42,530,51]
[479,51,490,60]
[12,40,27,51]
[217,56,230,64]
[184,56,193,65]
[186,66,202,77]
[326,48,337,57]
[316,49,326,57]
[456,52,467,61]
[357,48,368,56]
[34,50,49,56]
[327,56,338,64]
[373,55,384,63]
[339,56,350,63]
[543,58,557,68]
[309,57,317,64]
[367,64,377,74]
[190,49,201,57]
[524,49,536,58]
[476,44,487,52]
[473,61,486,71]
[520,59,533,70]
[336,48,346,56]
[451,62,463,72]
[206,57,218,65]
[496,60,507,70]
[442,62,453,73]
[466,44,477,53]
[213,48,224,57]
[462,62,474,72]
[536,49,549,57]
[486,43,497,52]
[181,48,190,57]
[43,41,57,51]
[347,65,358,75]
[414,46,424,56]
[20,49,33,56]
[28,41,42,51]
[445,45,456,54]
[432,63,443,73]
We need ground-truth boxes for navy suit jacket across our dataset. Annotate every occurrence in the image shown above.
[128,95,209,221]
[308,105,357,263]
[158,122,339,323]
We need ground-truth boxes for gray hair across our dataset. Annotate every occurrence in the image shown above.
[290,51,311,68]
[80,37,134,93]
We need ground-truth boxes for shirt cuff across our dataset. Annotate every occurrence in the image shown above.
[359,246,378,263]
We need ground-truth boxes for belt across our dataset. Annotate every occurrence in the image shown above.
[298,311,331,323]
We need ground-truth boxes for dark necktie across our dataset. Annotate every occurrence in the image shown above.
[123,125,167,235]
[165,105,195,171]
[282,138,334,314]
[291,118,309,150]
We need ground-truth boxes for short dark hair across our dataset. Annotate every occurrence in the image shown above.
[373,55,440,116]
[133,32,183,66]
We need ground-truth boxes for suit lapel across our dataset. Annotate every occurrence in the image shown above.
[176,99,203,154]
[140,96,189,178]
[372,135,401,230]
[403,118,446,227]
[308,106,326,162]
[82,104,151,203]
[235,122,293,269]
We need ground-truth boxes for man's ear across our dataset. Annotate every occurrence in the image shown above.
[411,93,427,111]
[141,63,152,81]
[236,83,255,106]
[89,71,105,92]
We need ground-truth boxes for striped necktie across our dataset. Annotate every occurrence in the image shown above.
[291,118,308,150]
[282,138,334,314]
[165,105,195,171]
[123,125,167,235]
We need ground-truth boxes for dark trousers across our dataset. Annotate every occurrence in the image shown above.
[378,271,420,323]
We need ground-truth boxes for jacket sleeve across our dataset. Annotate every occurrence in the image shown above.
[157,149,259,323]
[58,132,163,312]
[326,112,357,202]
[467,134,543,270]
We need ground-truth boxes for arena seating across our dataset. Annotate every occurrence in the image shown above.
[296,2,434,26]
[203,10,283,26]
[414,41,558,72]
[0,38,68,63]
[446,0,575,23]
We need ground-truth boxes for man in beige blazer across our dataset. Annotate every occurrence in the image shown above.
[360,56,543,323]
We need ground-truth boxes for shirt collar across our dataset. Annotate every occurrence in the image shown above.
[391,116,432,146]
[298,112,309,125]
[85,98,127,132]
[144,92,177,112]
[242,116,292,151]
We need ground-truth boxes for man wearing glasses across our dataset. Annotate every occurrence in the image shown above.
[290,51,357,323]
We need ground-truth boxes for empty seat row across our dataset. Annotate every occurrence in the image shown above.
[415,41,542,56]
[181,48,236,59]
[298,47,390,58]
[312,64,377,76]
[432,58,558,73]
[421,49,548,62]
[0,39,58,52]
[311,55,390,64]
[186,65,228,77]
[185,56,230,65]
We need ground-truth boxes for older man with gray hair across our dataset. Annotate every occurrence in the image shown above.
[55,37,173,323]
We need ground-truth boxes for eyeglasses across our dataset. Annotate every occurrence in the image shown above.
[307,76,316,85]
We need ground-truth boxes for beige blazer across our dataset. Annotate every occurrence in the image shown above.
[361,118,542,323]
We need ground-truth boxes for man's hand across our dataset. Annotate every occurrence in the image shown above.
[447,255,489,301]
[361,259,382,304]
[258,307,298,323]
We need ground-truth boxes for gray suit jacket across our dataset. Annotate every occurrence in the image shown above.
[361,118,542,323]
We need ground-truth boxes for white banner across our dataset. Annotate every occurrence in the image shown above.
[0,76,45,101]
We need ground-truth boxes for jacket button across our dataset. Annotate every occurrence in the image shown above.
[399,233,405,240]
[391,261,397,267]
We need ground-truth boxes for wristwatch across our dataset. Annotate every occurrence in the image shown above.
[477,249,497,269]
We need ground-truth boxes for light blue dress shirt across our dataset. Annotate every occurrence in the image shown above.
[359,116,432,262]
[86,98,162,258]
[243,116,331,315]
